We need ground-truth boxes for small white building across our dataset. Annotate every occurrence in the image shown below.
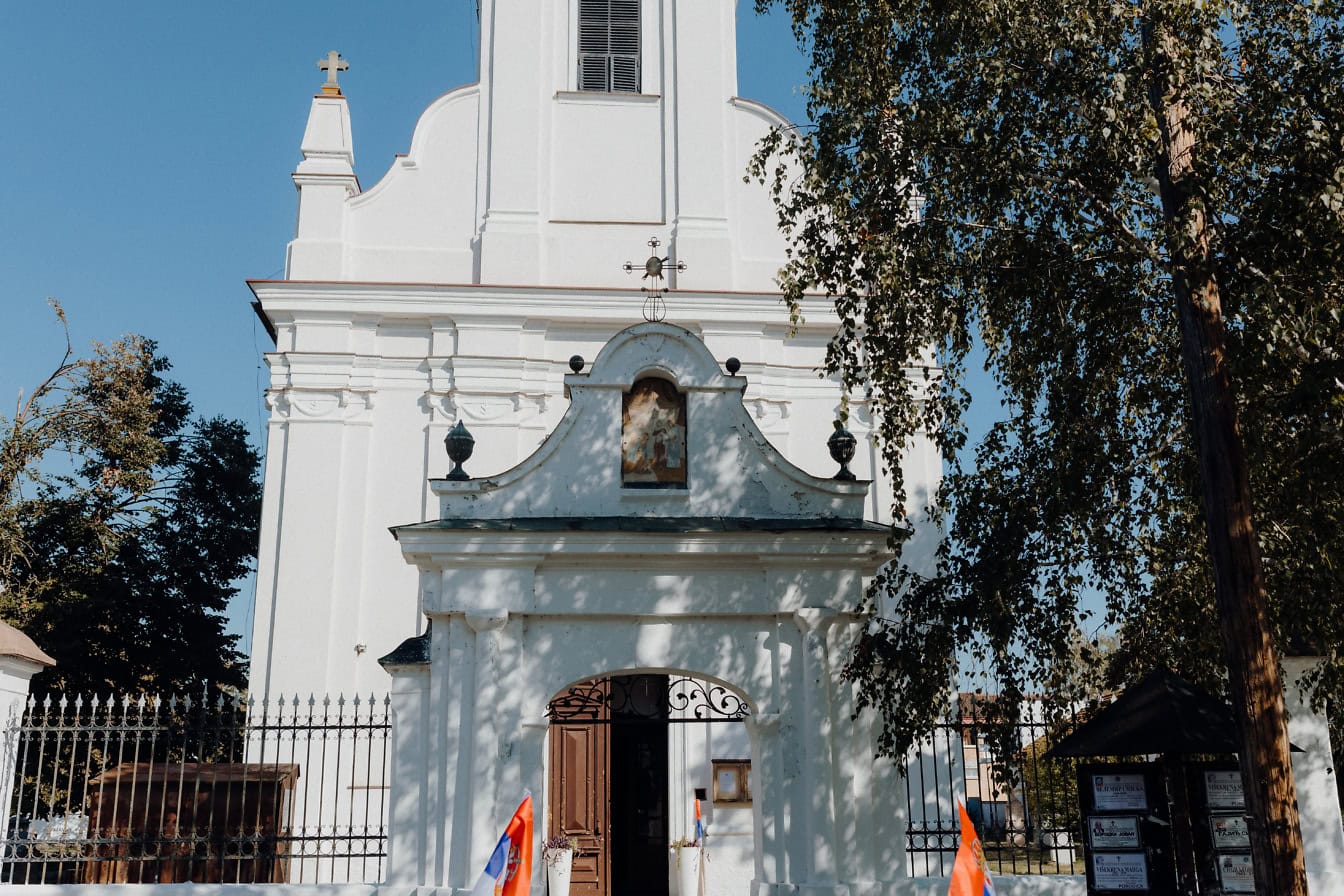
[379,320,904,896]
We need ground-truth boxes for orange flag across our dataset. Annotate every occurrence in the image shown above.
[471,793,533,896]
[948,802,996,896]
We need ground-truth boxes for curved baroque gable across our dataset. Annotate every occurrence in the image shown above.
[426,323,870,521]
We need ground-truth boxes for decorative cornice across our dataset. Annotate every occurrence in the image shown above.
[248,280,842,331]
[267,388,375,422]
[750,397,791,430]
[419,390,549,425]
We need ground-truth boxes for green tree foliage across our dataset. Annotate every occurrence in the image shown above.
[1,307,260,696]
[1020,734,1079,836]
[750,0,1342,769]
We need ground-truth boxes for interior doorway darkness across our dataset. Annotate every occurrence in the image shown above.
[610,674,669,896]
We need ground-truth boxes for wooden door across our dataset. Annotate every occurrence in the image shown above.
[549,682,610,896]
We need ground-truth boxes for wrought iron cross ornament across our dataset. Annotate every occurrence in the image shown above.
[623,237,687,322]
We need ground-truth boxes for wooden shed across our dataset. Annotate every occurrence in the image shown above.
[82,762,298,883]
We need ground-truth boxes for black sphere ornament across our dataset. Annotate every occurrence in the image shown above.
[569,355,585,373]
[725,357,741,375]
[444,420,476,481]
[828,420,857,481]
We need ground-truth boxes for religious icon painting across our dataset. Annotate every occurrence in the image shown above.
[622,377,687,487]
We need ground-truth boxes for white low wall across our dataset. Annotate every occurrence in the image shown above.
[0,877,1089,896]
[894,880,1085,896]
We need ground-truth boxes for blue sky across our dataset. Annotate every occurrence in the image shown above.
[0,2,814,650]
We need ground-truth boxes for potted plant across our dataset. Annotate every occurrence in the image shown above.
[543,834,577,896]
[669,836,703,896]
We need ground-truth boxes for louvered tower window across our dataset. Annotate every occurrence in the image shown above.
[577,0,641,92]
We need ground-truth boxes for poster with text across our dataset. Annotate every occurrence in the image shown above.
[1088,816,1141,850]
[1091,773,1148,811]
[1091,852,1149,891]
[1217,853,1255,893]
[1204,770,1245,809]
[1209,815,1251,850]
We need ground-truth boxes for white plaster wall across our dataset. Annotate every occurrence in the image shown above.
[376,319,904,894]
[381,606,1088,896]
[550,95,664,223]
[387,611,887,892]
[253,0,932,702]
[346,88,482,284]
[668,721,755,896]
[248,297,925,699]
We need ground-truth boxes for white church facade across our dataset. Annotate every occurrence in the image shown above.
[247,0,943,703]
[248,3,941,896]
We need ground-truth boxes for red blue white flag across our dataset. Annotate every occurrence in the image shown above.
[471,793,533,896]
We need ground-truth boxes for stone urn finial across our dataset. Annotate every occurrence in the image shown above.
[828,420,857,481]
[445,420,475,480]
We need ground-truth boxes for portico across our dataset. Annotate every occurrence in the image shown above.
[378,322,905,896]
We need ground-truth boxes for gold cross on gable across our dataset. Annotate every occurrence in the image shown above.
[318,51,349,95]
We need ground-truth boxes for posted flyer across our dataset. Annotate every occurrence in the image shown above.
[1204,770,1246,809]
[1210,815,1251,850]
[1217,853,1255,893]
[1091,852,1148,890]
[1091,773,1148,811]
[1088,816,1141,850]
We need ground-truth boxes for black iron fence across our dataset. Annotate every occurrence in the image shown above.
[905,709,1087,877]
[0,692,390,885]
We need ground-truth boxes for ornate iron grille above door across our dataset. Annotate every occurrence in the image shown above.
[547,675,749,723]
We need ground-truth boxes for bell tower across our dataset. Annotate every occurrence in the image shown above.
[473,0,742,285]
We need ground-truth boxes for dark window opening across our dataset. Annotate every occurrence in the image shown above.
[578,0,640,92]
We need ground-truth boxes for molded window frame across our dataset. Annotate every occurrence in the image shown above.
[571,0,647,94]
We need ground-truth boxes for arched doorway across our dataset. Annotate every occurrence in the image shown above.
[546,674,751,896]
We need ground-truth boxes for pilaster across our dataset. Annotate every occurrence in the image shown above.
[792,608,840,883]
[436,615,475,888]
[744,711,783,886]
[475,0,545,283]
[668,0,737,285]
[251,382,375,699]
[382,639,431,887]
[465,611,510,889]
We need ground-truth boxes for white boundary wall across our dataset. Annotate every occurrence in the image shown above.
[0,879,1088,896]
